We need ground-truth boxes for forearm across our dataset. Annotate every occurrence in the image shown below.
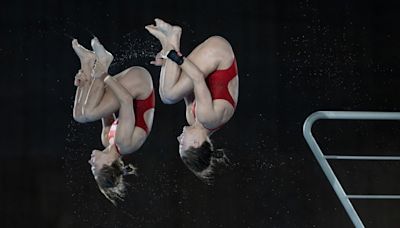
[179,57,216,119]
[180,57,206,82]
[104,76,136,148]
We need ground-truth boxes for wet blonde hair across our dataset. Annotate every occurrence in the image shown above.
[96,159,137,205]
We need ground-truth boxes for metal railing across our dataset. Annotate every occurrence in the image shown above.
[303,111,400,228]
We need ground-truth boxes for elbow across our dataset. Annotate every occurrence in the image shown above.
[115,138,127,147]
[115,135,145,154]
[114,138,133,152]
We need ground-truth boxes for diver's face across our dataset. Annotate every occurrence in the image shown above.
[177,126,207,153]
[88,147,116,178]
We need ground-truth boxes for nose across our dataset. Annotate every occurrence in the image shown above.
[91,166,96,175]
[178,131,185,141]
[89,152,96,164]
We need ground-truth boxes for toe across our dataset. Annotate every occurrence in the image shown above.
[91,37,103,51]
[72,39,78,47]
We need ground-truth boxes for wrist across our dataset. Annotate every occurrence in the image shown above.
[166,50,184,65]
[93,72,108,79]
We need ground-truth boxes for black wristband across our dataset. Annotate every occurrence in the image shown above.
[167,50,184,65]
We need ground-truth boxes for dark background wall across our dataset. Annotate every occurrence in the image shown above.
[1,0,400,227]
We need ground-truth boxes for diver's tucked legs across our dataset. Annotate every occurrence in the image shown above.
[82,38,116,121]
[72,39,96,122]
[146,19,192,104]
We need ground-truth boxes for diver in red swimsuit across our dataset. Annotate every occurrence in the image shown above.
[146,19,238,184]
[72,37,155,204]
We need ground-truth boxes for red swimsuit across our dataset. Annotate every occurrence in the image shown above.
[192,58,238,130]
[206,58,238,108]
[108,91,155,152]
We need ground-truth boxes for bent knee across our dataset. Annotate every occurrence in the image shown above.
[118,67,153,95]
[205,36,228,45]
[203,36,231,51]
[124,66,151,80]
[199,36,234,61]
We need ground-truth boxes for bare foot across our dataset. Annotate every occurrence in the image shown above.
[169,26,182,52]
[91,37,114,78]
[145,23,169,51]
[72,39,95,78]
[91,37,113,69]
[146,19,181,49]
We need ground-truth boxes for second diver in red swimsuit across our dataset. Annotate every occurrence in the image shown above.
[146,19,239,184]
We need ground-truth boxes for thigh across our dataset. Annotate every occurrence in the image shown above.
[87,86,120,120]
[93,67,151,119]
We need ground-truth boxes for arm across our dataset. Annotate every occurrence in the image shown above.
[103,76,146,154]
[178,57,224,126]
[166,48,227,128]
